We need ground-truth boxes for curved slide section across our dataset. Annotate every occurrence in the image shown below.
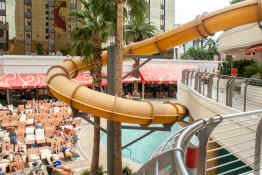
[47,0,261,125]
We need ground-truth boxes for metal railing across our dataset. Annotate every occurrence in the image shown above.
[150,126,189,159]
[135,70,262,175]
[174,110,262,175]
[181,69,262,112]
[135,149,177,175]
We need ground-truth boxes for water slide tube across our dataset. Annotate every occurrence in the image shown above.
[47,0,262,125]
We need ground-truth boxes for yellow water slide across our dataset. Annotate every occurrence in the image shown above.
[47,0,262,125]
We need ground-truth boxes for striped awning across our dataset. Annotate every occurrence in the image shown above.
[139,63,199,84]
[0,72,137,89]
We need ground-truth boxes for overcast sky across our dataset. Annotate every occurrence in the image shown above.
[175,0,230,24]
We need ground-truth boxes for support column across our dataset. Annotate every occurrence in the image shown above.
[107,45,116,175]
[6,89,10,105]
[48,0,56,55]
[24,0,32,55]
[71,107,79,118]
[142,83,145,99]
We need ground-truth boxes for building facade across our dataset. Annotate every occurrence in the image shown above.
[0,0,8,54]
[12,0,77,55]
[9,0,175,55]
[147,0,175,32]
[218,23,262,64]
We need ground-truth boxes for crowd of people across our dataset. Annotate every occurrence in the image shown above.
[123,85,177,99]
[0,99,81,175]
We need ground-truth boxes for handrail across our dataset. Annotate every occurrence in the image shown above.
[174,120,206,175]
[150,126,189,159]
[182,69,262,112]
[222,109,262,119]
[174,110,262,175]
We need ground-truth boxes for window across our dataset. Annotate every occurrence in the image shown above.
[160,0,165,32]
[0,29,4,38]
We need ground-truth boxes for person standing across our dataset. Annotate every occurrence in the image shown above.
[9,128,17,152]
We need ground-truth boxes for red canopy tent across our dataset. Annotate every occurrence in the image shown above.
[0,72,137,89]
[244,44,262,55]
[0,74,46,89]
[139,63,199,84]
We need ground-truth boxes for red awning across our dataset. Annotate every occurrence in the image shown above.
[0,72,137,89]
[73,72,138,86]
[0,74,46,89]
[139,63,199,84]
[245,44,262,55]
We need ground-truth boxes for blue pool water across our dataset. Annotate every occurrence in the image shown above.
[100,123,184,164]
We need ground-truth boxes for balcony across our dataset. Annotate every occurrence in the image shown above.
[48,14,55,20]
[70,3,77,9]
[0,38,7,44]
[0,9,6,16]
[0,43,8,54]
[48,27,55,33]
[24,12,32,19]
[48,1,56,7]
[25,39,32,45]
[160,25,165,31]
[24,0,32,5]
[48,39,55,45]
[0,23,6,30]
[24,25,32,32]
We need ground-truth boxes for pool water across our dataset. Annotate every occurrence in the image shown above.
[100,123,184,164]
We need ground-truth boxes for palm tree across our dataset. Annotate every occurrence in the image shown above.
[230,0,246,4]
[124,20,157,44]
[114,0,124,174]
[71,1,114,174]
[71,0,148,174]
[124,19,157,91]
[114,1,148,174]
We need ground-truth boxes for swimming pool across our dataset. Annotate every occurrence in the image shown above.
[100,123,184,164]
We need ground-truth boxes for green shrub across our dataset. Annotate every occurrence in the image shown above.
[123,166,132,175]
[230,0,245,4]
[218,61,232,76]
[244,64,262,78]
[232,60,255,77]
[218,59,260,78]
[82,170,90,175]
[60,47,71,56]
[35,43,45,55]
[181,47,214,60]
[81,166,105,175]
[97,166,106,175]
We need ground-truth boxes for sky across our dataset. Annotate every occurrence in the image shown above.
[175,0,230,24]
[175,0,230,39]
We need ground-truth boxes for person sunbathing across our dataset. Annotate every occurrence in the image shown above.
[46,159,73,175]
[0,168,4,175]
[62,144,78,160]
[55,166,74,175]
[2,145,11,159]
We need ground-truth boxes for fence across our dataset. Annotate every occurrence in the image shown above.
[135,69,262,175]
[174,110,262,175]
[181,69,262,112]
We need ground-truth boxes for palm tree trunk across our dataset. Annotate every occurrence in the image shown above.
[91,116,100,175]
[91,61,102,175]
[134,58,140,91]
[91,38,102,175]
[114,0,124,174]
